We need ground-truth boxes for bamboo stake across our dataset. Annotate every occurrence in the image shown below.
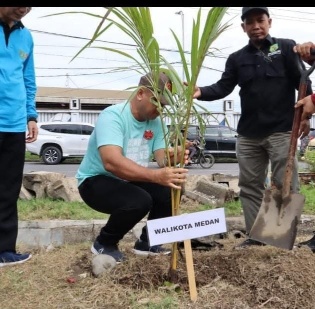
[184,239,197,301]
[169,188,181,281]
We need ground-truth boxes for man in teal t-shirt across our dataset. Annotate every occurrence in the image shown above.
[76,72,189,262]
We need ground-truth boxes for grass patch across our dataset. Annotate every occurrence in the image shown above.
[24,151,82,164]
[18,184,315,220]
[222,184,315,216]
[301,184,315,214]
[214,157,238,163]
[18,198,108,220]
[222,199,242,216]
[25,151,40,162]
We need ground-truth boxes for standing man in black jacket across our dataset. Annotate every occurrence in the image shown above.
[192,7,312,248]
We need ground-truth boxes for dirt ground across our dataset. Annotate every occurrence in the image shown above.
[3,179,315,309]
[2,223,315,309]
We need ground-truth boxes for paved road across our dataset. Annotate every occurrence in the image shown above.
[24,161,240,177]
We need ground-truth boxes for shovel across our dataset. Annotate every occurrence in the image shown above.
[249,53,315,250]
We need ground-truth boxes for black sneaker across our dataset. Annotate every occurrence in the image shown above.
[234,238,266,250]
[0,252,32,267]
[91,240,126,263]
[297,233,315,252]
[132,239,171,256]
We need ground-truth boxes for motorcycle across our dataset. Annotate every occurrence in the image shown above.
[187,145,215,169]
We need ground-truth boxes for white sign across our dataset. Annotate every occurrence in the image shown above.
[146,208,227,246]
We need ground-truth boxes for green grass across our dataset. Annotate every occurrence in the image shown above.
[304,149,315,172]
[25,151,40,162]
[22,151,315,219]
[222,184,315,216]
[17,184,315,220]
[222,200,242,216]
[24,151,82,164]
[300,183,315,214]
[18,198,108,220]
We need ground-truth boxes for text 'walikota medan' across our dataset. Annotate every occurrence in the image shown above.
[153,218,220,234]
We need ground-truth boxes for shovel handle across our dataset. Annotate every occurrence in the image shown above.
[282,107,303,198]
[282,57,315,198]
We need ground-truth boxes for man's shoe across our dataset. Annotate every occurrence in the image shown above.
[297,232,315,252]
[132,239,171,256]
[0,252,32,267]
[91,240,126,263]
[234,238,266,250]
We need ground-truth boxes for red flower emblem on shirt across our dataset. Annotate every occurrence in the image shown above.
[143,130,154,140]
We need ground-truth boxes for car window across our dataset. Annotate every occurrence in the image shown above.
[39,123,94,135]
[187,126,198,139]
[187,126,197,135]
[220,127,237,138]
[40,124,61,133]
[82,125,94,135]
[59,124,82,135]
[205,127,219,137]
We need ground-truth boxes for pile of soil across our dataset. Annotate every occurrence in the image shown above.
[2,234,315,309]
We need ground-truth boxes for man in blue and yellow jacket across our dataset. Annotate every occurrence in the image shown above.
[0,7,38,267]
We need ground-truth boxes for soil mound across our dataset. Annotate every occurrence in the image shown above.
[3,237,315,309]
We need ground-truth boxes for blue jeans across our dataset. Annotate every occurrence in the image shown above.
[236,132,299,234]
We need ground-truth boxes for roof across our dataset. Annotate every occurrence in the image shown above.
[36,87,133,100]
[38,121,95,126]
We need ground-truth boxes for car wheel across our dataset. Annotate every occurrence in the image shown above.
[41,146,62,165]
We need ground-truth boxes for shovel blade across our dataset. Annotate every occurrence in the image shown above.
[249,188,305,250]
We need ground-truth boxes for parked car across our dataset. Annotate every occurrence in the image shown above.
[186,124,238,158]
[26,122,95,165]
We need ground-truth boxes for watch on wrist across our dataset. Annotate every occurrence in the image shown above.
[28,117,37,123]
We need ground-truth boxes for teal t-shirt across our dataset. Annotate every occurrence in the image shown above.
[76,101,167,186]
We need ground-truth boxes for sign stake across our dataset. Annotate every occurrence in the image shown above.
[184,239,197,301]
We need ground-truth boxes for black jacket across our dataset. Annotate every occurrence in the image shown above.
[198,35,313,138]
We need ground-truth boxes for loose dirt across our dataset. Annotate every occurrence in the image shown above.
[2,227,315,309]
[3,176,315,309]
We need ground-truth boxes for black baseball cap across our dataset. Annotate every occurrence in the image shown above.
[241,7,269,21]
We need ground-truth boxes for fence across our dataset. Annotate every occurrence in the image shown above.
[37,110,242,129]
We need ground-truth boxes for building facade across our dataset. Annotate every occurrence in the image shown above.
[35,86,243,128]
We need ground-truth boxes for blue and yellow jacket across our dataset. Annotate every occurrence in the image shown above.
[0,20,38,132]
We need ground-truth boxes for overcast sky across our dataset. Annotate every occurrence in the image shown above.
[23,7,315,112]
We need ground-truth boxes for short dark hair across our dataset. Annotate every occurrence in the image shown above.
[138,72,172,105]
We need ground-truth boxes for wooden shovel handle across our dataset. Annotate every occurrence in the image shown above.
[282,103,303,198]
[282,59,315,198]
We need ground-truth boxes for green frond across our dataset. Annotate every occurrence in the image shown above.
[55,5,232,282]
[96,46,139,61]
[40,11,105,19]
[191,7,230,84]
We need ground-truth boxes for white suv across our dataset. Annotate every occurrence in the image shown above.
[26,122,95,165]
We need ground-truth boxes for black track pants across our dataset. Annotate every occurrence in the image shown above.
[0,132,25,253]
[78,175,172,245]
